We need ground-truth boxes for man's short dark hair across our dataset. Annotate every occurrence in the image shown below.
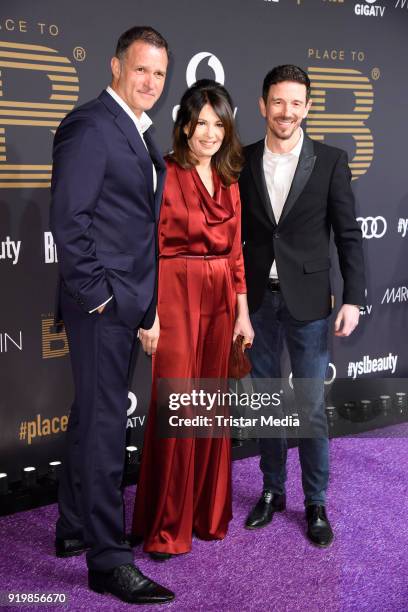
[262,65,311,102]
[115,26,169,60]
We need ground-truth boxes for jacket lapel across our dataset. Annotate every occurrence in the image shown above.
[98,90,156,212]
[279,134,316,225]
[143,129,166,221]
[249,140,277,226]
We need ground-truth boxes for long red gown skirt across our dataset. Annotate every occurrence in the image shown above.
[132,160,247,554]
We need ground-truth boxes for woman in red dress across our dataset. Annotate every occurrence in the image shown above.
[132,79,254,559]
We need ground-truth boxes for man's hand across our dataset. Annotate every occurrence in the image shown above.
[334,304,360,337]
[97,304,106,314]
[138,311,160,356]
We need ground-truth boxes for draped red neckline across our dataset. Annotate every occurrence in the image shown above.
[190,165,234,226]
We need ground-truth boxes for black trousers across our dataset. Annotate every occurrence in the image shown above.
[56,286,136,571]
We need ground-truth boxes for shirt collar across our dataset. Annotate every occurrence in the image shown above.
[106,86,153,134]
[264,128,304,159]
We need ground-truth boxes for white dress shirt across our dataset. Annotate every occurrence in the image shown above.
[106,86,157,192]
[263,128,304,279]
[89,87,157,314]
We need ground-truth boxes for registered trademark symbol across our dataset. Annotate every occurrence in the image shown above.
[73,46,86,62]
[371,67,380,80]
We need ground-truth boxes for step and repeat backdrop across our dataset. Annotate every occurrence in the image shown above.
[0,0,407,481]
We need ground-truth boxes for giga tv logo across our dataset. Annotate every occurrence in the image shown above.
[0,41,79,189]
[306,66,375,180]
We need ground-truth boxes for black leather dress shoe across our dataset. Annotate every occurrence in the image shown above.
[88,563,175,604]
[245,491,286,529]
[55,537,88,558]
[149,551,172,561]
[306,505,334,548]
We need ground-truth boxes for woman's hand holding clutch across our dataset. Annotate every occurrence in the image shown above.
[233,293,255,348]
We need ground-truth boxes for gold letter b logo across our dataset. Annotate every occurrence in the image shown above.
[306,67,374,181]
[0,41,79,188]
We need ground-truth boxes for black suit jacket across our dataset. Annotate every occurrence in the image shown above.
[239,134,365,321]
[50,90,166,329]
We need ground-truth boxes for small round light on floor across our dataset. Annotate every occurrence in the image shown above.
[126,446,139,471]
[395,392,407,415]
[0,473,8,495]
[379,395,392,416]
[325,406,338,431]
[360,399,372,420]
[22,466,37,489]
[48,461,62,482]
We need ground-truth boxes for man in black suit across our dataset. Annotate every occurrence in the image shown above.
[50,26,174,603]
[239,65,365,547]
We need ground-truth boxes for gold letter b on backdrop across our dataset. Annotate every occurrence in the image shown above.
[0,41,79,188]
[306,67,374,181]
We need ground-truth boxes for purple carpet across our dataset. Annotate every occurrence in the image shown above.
[1,436,407,612]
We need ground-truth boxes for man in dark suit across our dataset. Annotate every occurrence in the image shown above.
[239,65,365,547]
[50,26,174,603]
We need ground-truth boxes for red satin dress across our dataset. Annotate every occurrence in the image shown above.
[132,159,246,554]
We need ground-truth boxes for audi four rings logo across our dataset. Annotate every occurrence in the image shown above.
[357,216,387,239]
[186,52,225,87]
[288,363,337,389]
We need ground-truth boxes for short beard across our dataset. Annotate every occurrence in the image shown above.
[270,125,299,141]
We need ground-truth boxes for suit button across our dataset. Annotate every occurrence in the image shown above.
[274,232,280,239]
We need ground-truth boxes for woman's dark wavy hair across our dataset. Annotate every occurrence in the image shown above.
[170,79,243,186]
